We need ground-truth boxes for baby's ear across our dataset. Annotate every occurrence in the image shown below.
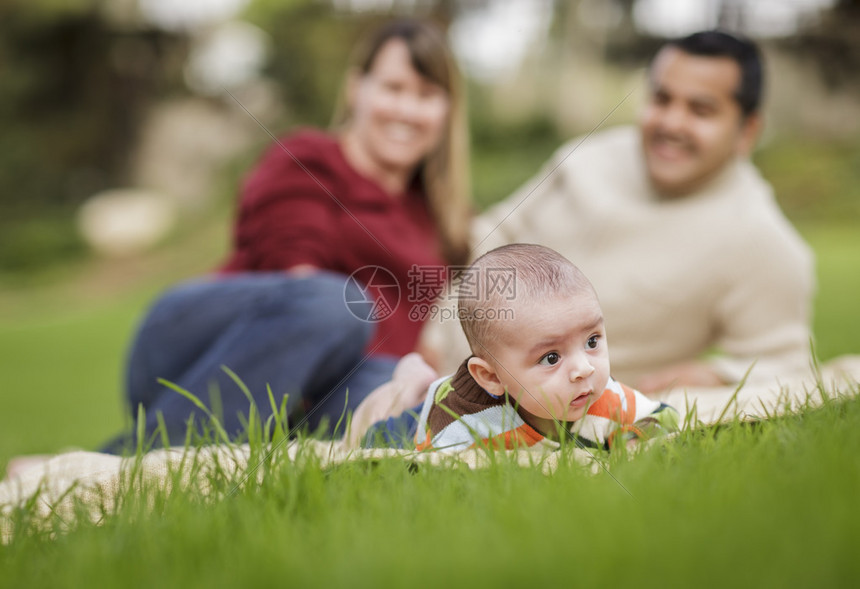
[467,357,505,396]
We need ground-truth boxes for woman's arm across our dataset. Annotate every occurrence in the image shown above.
[345,353,437,448]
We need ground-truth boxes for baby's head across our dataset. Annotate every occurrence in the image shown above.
[459,244,611,433]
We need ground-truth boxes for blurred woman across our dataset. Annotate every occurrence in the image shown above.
[104,19,470,451]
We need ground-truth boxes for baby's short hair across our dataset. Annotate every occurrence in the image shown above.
[458,243,595,356]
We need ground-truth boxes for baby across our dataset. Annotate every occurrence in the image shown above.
[416,243,678,451]
[353,243,678,451]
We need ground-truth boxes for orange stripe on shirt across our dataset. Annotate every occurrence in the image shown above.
[415,430,434,451]
[480,423,544,450]
[587,389,622,422]
[620,383,638,424]
[587,385,637,425]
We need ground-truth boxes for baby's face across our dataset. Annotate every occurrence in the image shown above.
[487,291,610,432]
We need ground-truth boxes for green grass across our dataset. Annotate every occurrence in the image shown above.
[2,395,860,587]
[799,223,860,361]
[0,299,138,459]
[0,204,230,466]
[471,136,559,210]
[755,138,860,224]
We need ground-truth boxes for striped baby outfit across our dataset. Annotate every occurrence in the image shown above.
[414,360,678,452]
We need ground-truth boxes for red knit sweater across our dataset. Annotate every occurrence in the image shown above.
[219,129,446,356]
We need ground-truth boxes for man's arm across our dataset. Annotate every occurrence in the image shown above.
[714,216,815,381]
[638,218,815,394]
[635,360,725,395]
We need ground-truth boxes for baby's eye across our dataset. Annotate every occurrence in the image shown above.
[539,352,560,366]
[586,335,600,350]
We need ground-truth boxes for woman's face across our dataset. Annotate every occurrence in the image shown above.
[348,38,450,180]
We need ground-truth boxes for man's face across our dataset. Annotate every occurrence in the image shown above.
[639,46,759,197]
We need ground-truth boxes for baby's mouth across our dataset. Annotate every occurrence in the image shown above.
[570,391,592,408]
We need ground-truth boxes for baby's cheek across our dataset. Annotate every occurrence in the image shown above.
[595,376,610,395]
[508,389,527,406]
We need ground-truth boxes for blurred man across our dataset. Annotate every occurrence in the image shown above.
[424,30,814,394]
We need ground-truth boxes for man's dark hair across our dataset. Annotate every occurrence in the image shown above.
[666,30,763,117]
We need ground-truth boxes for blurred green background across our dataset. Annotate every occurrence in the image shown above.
[0,0,858,463]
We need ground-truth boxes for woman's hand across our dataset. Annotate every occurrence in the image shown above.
[345,353,438,447]
[286,264,319,277]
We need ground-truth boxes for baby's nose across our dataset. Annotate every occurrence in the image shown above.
[569,356,595,381]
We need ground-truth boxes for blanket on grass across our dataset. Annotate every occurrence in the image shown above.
[2,355,859,543]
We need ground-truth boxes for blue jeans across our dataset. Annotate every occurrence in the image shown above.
[103,272,397,452]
